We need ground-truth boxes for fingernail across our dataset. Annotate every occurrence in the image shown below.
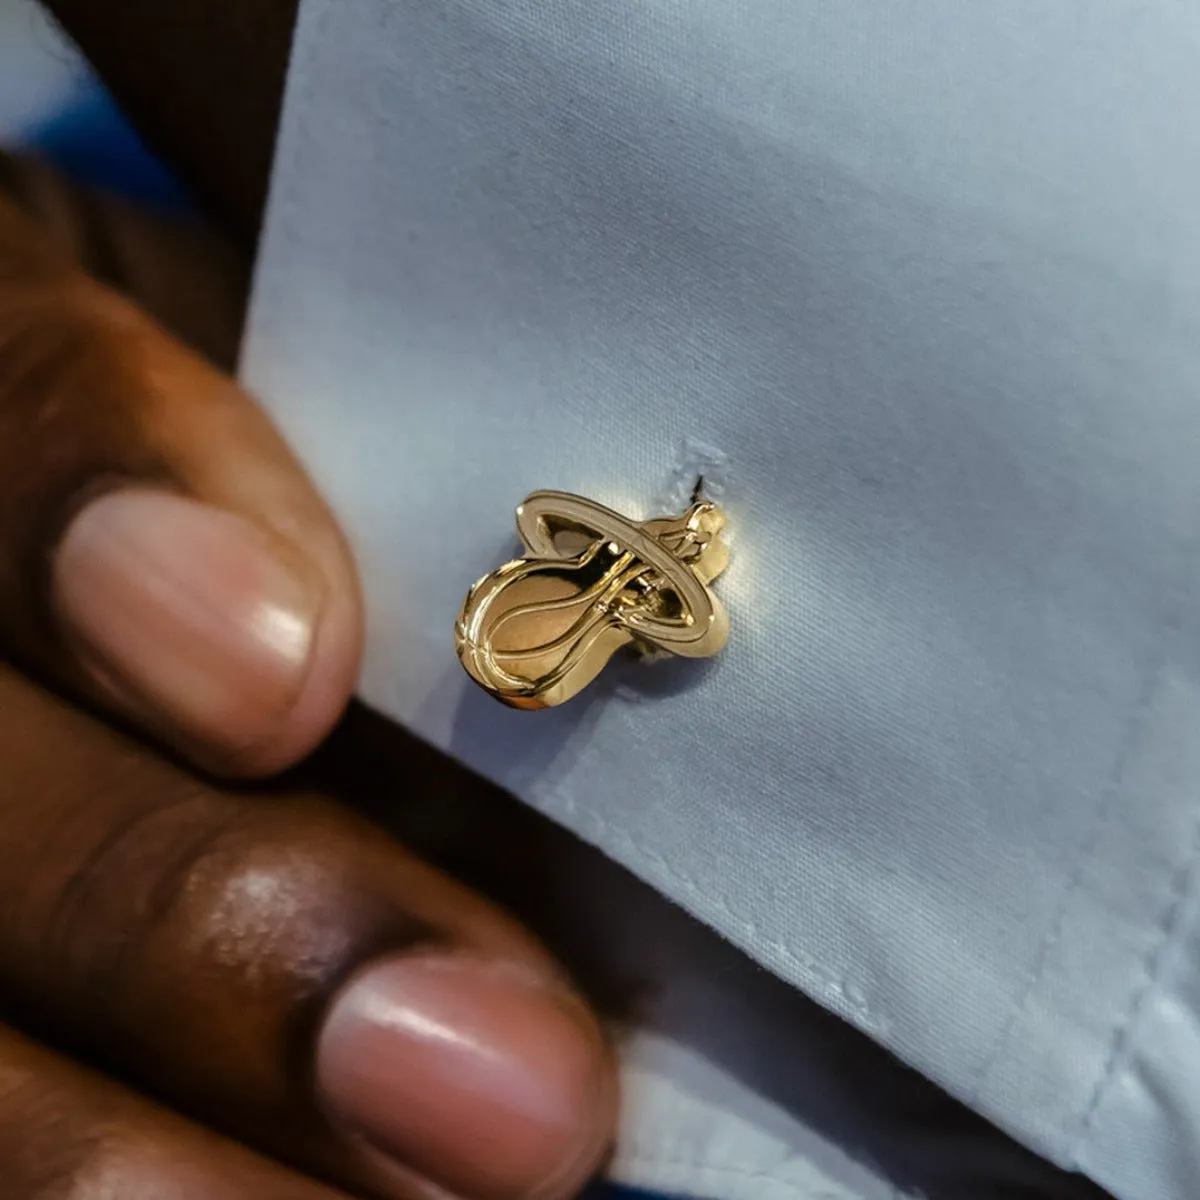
[55,488,323,760]
[317,954,613,1200]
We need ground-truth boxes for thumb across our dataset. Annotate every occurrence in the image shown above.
[0,178,362,776]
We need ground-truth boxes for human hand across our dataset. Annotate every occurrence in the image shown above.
[0,11,617,1193]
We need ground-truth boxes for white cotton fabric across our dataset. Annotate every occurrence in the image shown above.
[503,817,1109,1199]
[242,3,1200,1197]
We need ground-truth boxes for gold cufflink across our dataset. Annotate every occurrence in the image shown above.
[455,490,729,709]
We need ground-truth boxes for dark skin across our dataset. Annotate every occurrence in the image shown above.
[0,3,621,1197]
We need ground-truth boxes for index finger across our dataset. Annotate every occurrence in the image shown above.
[0,185,362,776]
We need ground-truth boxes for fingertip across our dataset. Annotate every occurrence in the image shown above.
[55,488,363,778]
[220,545,363,777]
[316,952,617,1200]
[0,196,363,778]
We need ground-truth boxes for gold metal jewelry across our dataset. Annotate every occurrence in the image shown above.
[455,490,729,709]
